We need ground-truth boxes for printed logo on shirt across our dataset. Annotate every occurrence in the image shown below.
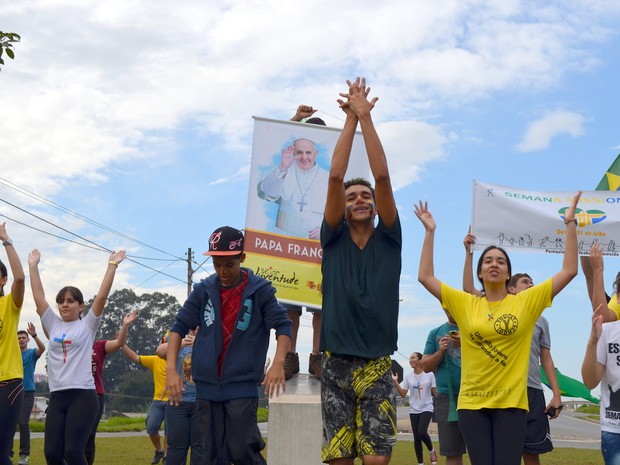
[605,384,620,421]
[54,333,72,363]
[236,299,253,331]
[204,299,215,327]
[494,314,518,336]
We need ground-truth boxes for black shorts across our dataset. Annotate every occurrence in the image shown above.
[523,387,553,455]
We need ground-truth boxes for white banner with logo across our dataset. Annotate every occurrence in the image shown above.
[244,117,369,308]
[471,180,620,256]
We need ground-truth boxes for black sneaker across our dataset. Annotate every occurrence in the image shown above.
[151,450,165,464]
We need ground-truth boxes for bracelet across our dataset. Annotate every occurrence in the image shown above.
[32,334,38,338]
[2,238,13,246]
[108,260,119,267]
[564,219,577,225]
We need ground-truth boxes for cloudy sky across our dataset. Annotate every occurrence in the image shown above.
[2,1,620,393]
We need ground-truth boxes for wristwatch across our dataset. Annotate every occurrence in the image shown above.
[2,238,13,247]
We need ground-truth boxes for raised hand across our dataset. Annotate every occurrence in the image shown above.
[292,104,317,121]
[27,321,37,336]
[563,191,583,224]
[414,201,436,232]
[28,249,41,267]
[279,145,295,171]
[338,77,378,118]
[123,310,139,326]
[109,250,126,265]
[464,228,476,254]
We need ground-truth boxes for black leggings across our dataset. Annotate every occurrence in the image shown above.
[84,394,105,465]
[458,408,526,465]
[0,379,23,465]
[409,411,434,463]
[44,389,98,465]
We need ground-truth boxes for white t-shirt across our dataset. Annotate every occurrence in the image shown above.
[41,307,101,392]
[401,371,436,414]
[597,320,620,434]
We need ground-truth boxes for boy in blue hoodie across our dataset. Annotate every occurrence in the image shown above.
[166,226,291,465]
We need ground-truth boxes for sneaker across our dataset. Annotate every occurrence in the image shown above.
[151,450,165,464]
[430,449,438,465]
[18,456,30,465]
[308,352,322,380]
[283,352,299,380]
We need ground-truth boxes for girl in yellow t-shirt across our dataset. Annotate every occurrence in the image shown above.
[414,192,580,465]
[0,223,25,465]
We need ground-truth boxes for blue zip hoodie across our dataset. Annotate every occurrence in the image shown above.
[170,267,291,402]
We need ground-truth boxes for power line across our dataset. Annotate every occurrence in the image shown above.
[0,177,185,260]
[0,208,186,285]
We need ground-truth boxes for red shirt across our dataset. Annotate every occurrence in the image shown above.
[217,270,248,376]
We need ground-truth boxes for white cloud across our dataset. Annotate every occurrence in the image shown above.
[2,0,618,195]
[515,110,587,152]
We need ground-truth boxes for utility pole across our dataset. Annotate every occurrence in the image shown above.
[186,247,193,297]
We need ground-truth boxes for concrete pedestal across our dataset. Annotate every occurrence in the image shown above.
[267,374,322,465]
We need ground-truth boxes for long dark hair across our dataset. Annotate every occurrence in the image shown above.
[0,260,7,297]
[476,245,512,291]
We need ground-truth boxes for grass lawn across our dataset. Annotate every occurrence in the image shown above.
[16,437,602,465]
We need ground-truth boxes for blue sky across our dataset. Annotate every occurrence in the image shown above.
[2,1,620,394]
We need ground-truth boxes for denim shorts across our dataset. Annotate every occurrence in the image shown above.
[145,400,167,435]
[602,431,620,465]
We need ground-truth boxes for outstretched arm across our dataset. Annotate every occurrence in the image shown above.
[345,77,397,227]
[540,348,562,418]
[581,255,594,301]
[551,192,581,297]
[27,321,46,357]
[589,242,617,322]
[324,84,359,229]
[121,343,140,364]
[104,310,139,354]
[28,249,50,316]
[91,250,126,317]
[581,305,605,389]
[391,373,408,398]
[1,223,25,308]
[414,201,442,301]
[463,229,482,296]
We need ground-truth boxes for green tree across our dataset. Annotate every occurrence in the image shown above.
[83,288,180,403]
[0,31,20,69]
[108,369,153,413]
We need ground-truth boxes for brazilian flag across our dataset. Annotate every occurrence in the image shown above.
[596,154,620,190]
[540,366,600,404]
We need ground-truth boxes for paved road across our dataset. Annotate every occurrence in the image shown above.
[396,406,601,450]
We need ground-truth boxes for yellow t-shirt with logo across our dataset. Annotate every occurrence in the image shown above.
[440,279,552,411]
[0,294,23,381]
[140,355,169,402]
[608,294,620,320]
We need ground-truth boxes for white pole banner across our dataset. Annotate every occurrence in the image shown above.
[244,117,369,308]
[471,180,620,256]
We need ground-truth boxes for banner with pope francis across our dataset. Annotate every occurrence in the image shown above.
[245,116,369,308]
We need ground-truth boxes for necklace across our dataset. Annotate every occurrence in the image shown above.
[486,294,508,321]
[294,165,319,212]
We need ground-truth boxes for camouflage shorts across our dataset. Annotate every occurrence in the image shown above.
[320,353,397,462]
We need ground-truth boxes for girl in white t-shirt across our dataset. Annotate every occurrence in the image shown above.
[392,352,438,465]
[28,248,125,465]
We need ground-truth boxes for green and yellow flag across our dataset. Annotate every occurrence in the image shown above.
[540,366,600,404]
[596,154,620,190]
